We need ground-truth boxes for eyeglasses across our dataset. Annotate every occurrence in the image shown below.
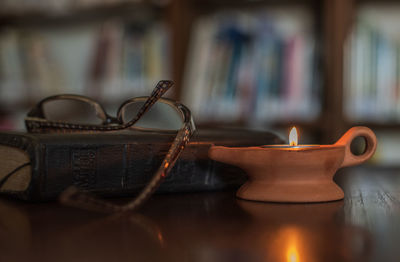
[25,80,196,213]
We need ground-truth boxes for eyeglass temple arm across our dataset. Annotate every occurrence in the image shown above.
[59,123,194,213]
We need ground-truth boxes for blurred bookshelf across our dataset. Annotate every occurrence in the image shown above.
[342,1,400,166]
[344,3,400,124]
[182,6,320,126]
[0,0,174,130]
[1,0,400,165]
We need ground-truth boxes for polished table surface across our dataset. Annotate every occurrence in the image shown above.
[1,166,400,262]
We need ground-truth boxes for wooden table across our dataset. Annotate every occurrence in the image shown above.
[1,166,399,262]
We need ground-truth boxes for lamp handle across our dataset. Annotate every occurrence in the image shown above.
[335,126,377,168]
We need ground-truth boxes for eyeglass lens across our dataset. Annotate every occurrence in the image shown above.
[42,99,103,125]
[121,101,183,130]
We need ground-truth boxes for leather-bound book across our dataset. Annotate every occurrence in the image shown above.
[0,127,283,201]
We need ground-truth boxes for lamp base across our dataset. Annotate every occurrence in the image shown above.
[236,181,344,203]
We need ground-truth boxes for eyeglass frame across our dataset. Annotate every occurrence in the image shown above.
[25,80,187,132]
[24,80,196,213]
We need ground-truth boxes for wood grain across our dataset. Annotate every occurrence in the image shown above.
[0,166,399,262]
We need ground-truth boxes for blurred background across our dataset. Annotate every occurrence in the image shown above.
[0,0,398,165]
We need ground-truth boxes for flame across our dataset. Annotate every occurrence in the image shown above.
[289,127,298,146]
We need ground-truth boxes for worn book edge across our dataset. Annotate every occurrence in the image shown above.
[0,145,31,192]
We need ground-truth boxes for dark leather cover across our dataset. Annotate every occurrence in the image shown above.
[0,127,283,201]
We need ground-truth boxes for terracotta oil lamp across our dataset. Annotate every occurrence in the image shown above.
[208,126,377,203]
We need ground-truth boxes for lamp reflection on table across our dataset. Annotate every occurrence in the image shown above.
[238,199,372,262]
[285,228,300,262]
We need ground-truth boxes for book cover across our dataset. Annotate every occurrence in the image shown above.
[0,128,283,201]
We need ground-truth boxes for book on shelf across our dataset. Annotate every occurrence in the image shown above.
[0,127,283,201]
[0,116,14,131]
[182,7,321,126]
[0,0,156,16]
[370,130,400,166]
[344,4,400,123]
[0,18,171,107]
[0,29,25,104]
